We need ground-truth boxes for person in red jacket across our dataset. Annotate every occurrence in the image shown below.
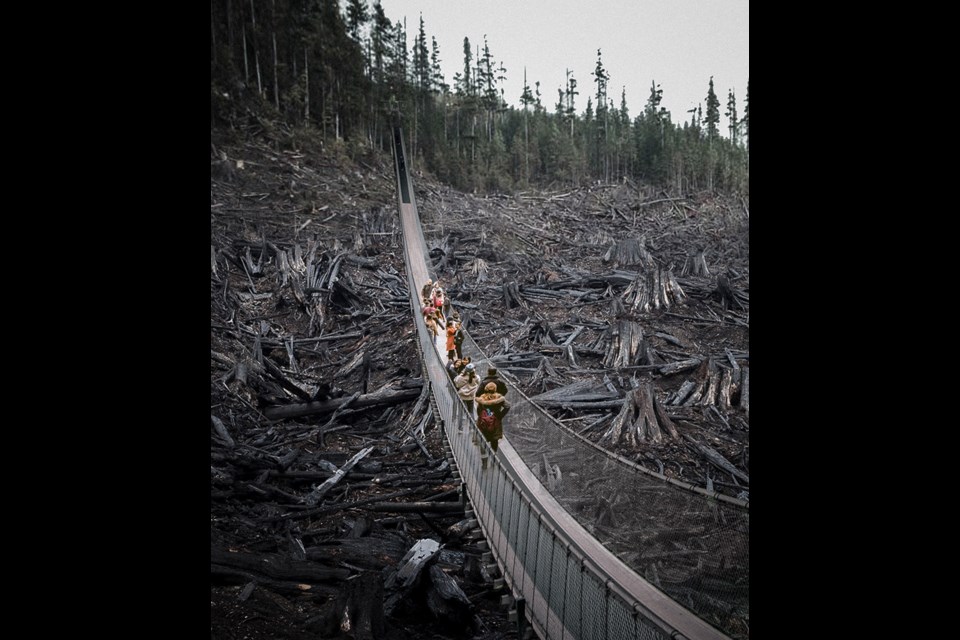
[446,320,458,361]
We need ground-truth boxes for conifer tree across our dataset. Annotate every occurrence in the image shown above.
[564,70,578,137]
[725,89,738,145]
[742,80,749,153]
[520,68,535,182]
[705,76,720,140]
[430,37,447,93]
[591,49,610,179]
[412,16,430,93]
[345,0,368,43]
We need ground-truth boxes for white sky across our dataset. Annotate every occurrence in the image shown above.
[375,0,748,126]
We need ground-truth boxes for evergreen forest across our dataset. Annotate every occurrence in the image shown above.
[211,0,748,195]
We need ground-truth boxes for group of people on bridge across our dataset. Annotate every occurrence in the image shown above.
[421,278,510,452]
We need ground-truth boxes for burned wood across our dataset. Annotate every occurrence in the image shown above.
[670,380,697,406]
[263,384,422,420]
[601,382,676,447]
[603,237,653,267]
[211,545,350,583]
[426,564,474,629]
[212,131,750,638]
[715,272,748,311]
[682,250,710,277]
[502,281,527,309]
[261,355,313,402]
[309,571,385,640]
[367,500,463,514]
[603,319,645,368]
[303,445,374,506]
[268,488,421,522]
[717,368,734,410]
[211,415,236,448]
[682,433,749,485]
[383,539,441,613]
[741,366,749,415]
[446,518,479,541]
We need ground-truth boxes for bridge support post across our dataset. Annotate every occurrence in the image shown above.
[515,597,527,639]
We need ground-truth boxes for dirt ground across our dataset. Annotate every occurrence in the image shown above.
[210,122,747,639]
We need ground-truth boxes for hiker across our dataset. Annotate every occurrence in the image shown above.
[421,279,434,305]
[423,303,444,332]
[446,358,461,380]
[475,366,508,399]
[454,363,479,417]
[476,381,510,452]
[446,320,458,361]
[432,288,446,322]
[423,304,440,337]
[431,306,445,331]
[441,289,452,317]
[453,320,465,360]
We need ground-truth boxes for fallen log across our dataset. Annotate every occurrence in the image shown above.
[210,545,350,583]
[304,446,374,506]
[268,488,421,523]
[210,564,338,597]
[682,434,749,485]
[263,384,422,420]
[741,366,749,415]
[211,415,235,448]
[262,355,313,402]
[670,380,697,406]
[446,518,478,541]
[367,501,464,514]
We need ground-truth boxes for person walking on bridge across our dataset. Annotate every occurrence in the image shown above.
[422,304,440,337]
[453,320,465,360]
[455,363,479,417]
[475,366,508,399]
[433,287,446,322]
[446,320,459,361]
[421,279,434,305]
[476,382,510,452]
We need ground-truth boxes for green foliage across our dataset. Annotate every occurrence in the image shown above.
[210,1,747,196]
[705,76,721,140]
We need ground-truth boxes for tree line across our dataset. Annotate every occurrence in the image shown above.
[211,0,748,195]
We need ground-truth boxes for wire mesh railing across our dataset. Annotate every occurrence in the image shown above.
[391,126,747,640]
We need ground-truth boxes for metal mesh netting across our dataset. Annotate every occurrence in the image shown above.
[456,332,749,639]
[392,127,745,640]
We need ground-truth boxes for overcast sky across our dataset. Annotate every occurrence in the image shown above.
[375,0,748,127]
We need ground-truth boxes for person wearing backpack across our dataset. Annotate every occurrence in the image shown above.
[433,288,446,322]
[476,382,510,452]
[475,367,508,398]
[422,304,439,337]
